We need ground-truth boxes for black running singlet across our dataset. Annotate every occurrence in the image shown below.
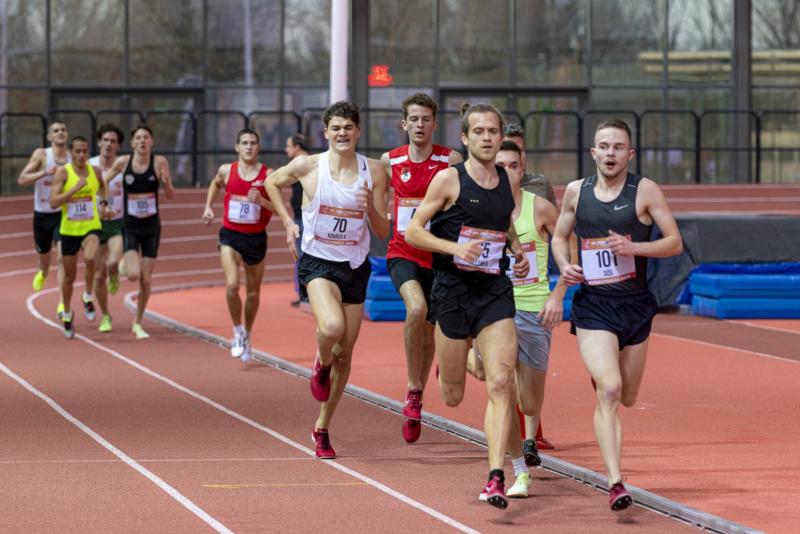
[122,155,160,230]
[574,173,653,295]
[430,163,515,276]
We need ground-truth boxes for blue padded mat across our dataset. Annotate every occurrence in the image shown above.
[690,273,800,299]
[369,256,389,276]
[677,263,800,304]
[366,275,401,301]
[364,298,406,321]
[691,295,800,319]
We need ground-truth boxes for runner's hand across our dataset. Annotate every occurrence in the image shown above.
[560,263,584,286]
[454,240,483,263]
[287,221,301,261]
[247,187,261,204]
[538,295,563,330]
[356,181,371,210]
[608,230,636,257]
[512,249,529,278]
[202,207,214,225]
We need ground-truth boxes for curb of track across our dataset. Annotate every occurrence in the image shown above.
[127,283,763,534]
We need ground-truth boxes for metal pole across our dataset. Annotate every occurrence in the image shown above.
[329,0,350,103]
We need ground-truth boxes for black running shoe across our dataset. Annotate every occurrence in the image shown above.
[523,439,542,467]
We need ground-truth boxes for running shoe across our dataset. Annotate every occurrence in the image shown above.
[63,311,75,340]
[99,314,112,333]
[309,358,332,402]
[56,302,65,320]
[609,481,633,511]
[82,293,96,322]
[311,428,336,459]
[507,472,531,499]
[240,341,252,364]
[523,439,542,467]
[231,332,246,358]
[402,389,423,420]
[32,270,47,291]
[536,436,555,450]
[107,273,120,295]
[478,475,508,509]
[132,322,150,340]
[402,419,421,444]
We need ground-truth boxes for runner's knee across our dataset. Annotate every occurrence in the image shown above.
[317,320,345,345]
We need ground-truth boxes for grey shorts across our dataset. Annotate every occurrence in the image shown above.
[515,310,552,371]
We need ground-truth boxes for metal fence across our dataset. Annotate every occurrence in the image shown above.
[2,108,799,193]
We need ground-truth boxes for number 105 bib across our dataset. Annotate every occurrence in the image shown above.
[581,236,635,286]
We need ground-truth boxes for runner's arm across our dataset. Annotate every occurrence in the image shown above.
[609,178,682,258]
[265,155,312,261]
[16,149,47,186]
[249,168,275,212]
[49,167,82,208]
[366,159,390,240]
[202,164,228,224]
[552,180,584,285]
[155,155,175,199]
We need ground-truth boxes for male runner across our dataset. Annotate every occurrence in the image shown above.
[406,103,529,509]
[380,93,463,443]
[90,124,125,332]
[104,124,175,340]
[265,101,389,460]
[203,128,273,362]
[285,133,310,307]
[551,119,682,510]
[49,136,108,338]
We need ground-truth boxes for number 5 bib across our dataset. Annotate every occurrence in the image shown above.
[581,236,636,286]
[454,225,506,275]
[314,205,365,246]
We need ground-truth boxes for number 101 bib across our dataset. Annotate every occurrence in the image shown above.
[454,225,506,275]
[581,236,635,286]
[314,205,365,246]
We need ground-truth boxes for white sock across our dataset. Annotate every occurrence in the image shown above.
[83,291,93,300]
[512,456,528,477]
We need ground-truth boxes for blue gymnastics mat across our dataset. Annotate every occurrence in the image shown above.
[364,298,406,321]
[691,295,800,319]
[690,273,800,299]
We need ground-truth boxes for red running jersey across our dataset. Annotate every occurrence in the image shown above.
[222,163,272,233]
[387,144,452,268]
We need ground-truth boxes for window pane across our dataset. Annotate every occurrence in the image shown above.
[0,89,48,194]
[129,0,204,86]
[752,0,800,85]
[0,0,46,83]
[284,0,331,85]
[516,0,586,85]
[50,0,124,85]
[667,0,732,84]
[439,0,510,84]
[756,89,800,184]
[591,0,664,85]
[368,0,434,86]
[206,0,281,85]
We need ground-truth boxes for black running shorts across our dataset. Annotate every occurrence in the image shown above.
[33,211,61,254]
[219,227,267,266]
[570,289,658,350]
[431,270,515,339]
[387,257,434,322]
[123,225,161,258]
[298,253,372,305]
[60,230,101,256]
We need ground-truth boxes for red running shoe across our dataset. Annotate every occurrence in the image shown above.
[536,437,555,450]
[311,428,336,459]
[609,481,633,511]
[402,389,422,420]
[402,419,421,443]
[309,358,332,402]
[479,475,508,509]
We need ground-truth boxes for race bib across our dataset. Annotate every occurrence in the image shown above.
[581,236,636,285]
[396,198,429,234]
[127,192,157,218]
[505,242,539,286]
[67,196,94,221]
[314,204,365,246]
[228,194,261,224]
[454,225,506,274]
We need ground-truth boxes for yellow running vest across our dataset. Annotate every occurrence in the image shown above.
[60,163,102,236]
[510,191,551,312]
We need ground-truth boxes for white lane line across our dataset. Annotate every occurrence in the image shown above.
[26,290,479,534]
[0,231,32,240]
[652,332,800,365]
[0,360,232,534]
[727,320,800,336]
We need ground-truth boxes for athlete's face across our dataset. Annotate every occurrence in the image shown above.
[462,112,503,164]
[131,128,154,155]
[98,132,121,159]
[285,137,301,160]
[402,105,437,146]
[70,141,90,166]
[504,134,527,171]
[47,123,69,147]
[236,133,260,162]
[495,149,523,190]
[591,127,634,181]
[324,116,360,154]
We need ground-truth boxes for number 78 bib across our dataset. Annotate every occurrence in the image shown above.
[581,236,636,286]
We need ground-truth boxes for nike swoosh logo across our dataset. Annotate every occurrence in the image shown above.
[614,204,629,211]
[428,165,437,170]
[362,160,367,171]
